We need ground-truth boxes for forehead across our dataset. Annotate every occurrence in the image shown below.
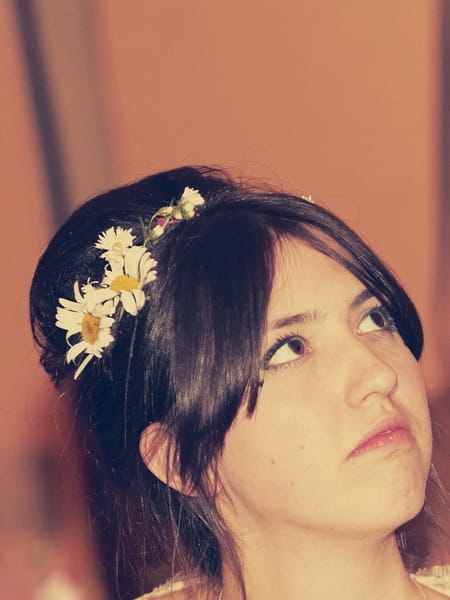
[268,237,365,321]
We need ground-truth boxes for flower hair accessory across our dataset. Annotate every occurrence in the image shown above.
[56,187,205,379]
[141,186,205,243]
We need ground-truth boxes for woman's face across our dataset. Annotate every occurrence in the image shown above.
[217,237,432,540]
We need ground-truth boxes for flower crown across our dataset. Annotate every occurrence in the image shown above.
[56,187,205,379]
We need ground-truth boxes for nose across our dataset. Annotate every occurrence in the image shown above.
[343,338,398,407]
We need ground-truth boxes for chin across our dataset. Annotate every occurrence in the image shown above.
[368,452,429,524]
[372,484,427,535]
[394,497,426,530]
[343,470,428,536]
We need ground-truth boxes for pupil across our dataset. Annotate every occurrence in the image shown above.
[288,339,303,354]
[372,311,385,327]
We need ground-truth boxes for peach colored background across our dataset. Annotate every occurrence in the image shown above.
[1,0,447,597]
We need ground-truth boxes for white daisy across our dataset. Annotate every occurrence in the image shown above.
[145,188,205,241]
[180,186,205,207]
[173,187,205,220]
[95,226,135,265]
[147,223,165,241]
[102,245,157,316]
[56,282,116,379]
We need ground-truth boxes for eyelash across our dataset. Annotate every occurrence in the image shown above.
[263,333,308,372]
[360,305,397,333]
[262,305,397,373]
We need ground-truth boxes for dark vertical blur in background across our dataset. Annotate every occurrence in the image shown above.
[1,1,448,597]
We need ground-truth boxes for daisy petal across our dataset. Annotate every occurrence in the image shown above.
[148,224,164,240]
[95,226,134,252]
[140,252,157,277]
[84,288,118,313]
[74,354,94,380]
[73,281,84,303]
[132,289,146,311]
[59,298,84,312]
[61,324,84,339]
[97,331,115,347]
[67,340,88,363]
[180,187,205,206]
[56,309,83,326]
[120,290,138,316]
[124,246,147,279]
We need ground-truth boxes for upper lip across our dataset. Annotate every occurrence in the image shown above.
[348,415,411,458]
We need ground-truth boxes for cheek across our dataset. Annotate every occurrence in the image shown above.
[217,398,331,508]
[400,356,429,413]
[396,355,432,465]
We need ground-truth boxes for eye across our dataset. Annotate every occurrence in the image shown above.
[358,306,396,334]
[264,335,307,370]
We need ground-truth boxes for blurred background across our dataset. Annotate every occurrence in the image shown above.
[2,0,449,597]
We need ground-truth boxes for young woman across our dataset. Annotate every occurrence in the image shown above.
[30,166,449,600]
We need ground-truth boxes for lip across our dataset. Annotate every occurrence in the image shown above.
[348,416,412,459]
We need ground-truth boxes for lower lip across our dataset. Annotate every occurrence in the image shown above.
[349,428,412,458]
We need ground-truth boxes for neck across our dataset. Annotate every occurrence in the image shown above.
[221,527,419,600]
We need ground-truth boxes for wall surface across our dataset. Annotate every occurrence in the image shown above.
[94,0,443,390]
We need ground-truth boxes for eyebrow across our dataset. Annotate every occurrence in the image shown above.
[268,288,375,332]
[268,310,325,331]
[349,288,374,310]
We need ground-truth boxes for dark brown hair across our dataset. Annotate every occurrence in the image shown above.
[30,166,430,599]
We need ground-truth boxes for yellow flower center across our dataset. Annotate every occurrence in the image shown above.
[81,313,101,345]
[112,241,123,253]
[110,274,139,291]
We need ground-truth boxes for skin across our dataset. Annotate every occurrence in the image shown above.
[215,237,438,600]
